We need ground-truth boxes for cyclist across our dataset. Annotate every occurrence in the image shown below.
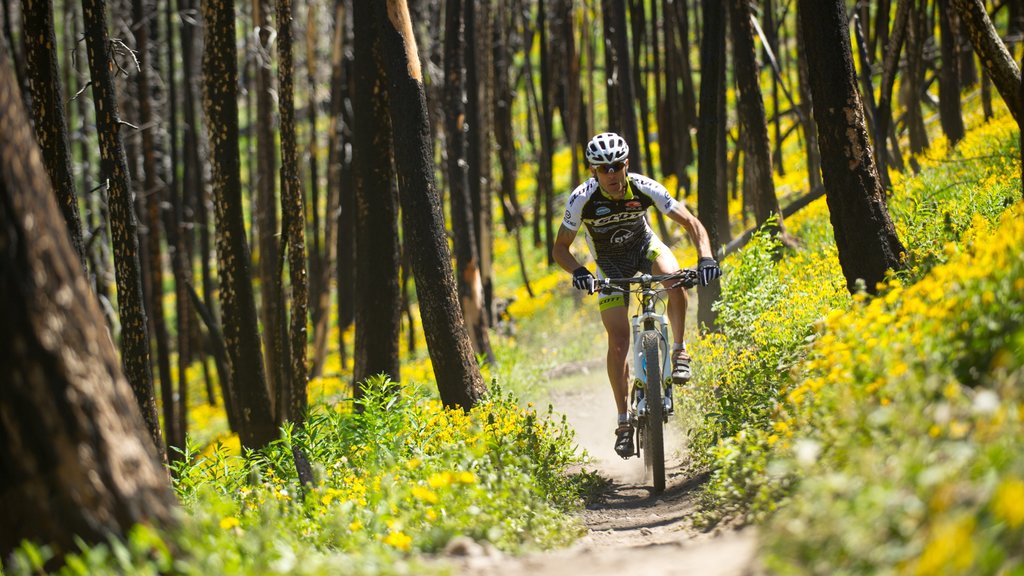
[553,132,721,458]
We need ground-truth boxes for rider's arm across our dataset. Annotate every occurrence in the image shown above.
[553,225,583,273]
[665,202,714,260]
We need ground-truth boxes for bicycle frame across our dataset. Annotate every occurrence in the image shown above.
[630,285,672,420]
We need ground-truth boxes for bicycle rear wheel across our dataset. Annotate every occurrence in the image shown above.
[641,331,665,492]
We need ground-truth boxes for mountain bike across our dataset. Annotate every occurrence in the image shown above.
[594,268,699,493]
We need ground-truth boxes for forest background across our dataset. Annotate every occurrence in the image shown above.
[1,0,1023,574]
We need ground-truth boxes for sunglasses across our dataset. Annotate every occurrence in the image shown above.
[595,162,626,174]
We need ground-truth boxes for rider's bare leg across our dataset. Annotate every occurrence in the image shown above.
[601,305,631,415]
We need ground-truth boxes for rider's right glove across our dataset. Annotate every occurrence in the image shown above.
[572,266,596,293]
[697,257,722,286]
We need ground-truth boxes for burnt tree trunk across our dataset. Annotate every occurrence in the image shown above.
[375,0,485,409]
[444,0,494,364]
[799,0,907,294]
[351,0,400,394]
[132,0,177,452]
[728,0,790,242]
[953,0,1022,124]
[201,0,276,448]
[82,0,164,457]
[22,0,86,269]
[276,0,308,424]
[938,0,966,145]
[0,48,177,563]
[697,0,726,329]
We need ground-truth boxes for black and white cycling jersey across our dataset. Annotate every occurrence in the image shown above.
[561,173,677,263]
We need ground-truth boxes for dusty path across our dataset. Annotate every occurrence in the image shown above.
[450,366,759,576]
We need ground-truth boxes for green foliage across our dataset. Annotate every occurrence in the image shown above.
[7,376,586,575]
[682,112,1024,573]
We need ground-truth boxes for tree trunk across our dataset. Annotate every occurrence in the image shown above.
[21,0,86,269]
[953,0,1022,124]
[875,0,912,188]
[132,0,177,454]
[697,0,726,329]
[329,0,355,374]
[795,8,823,194]
[277,0,308,424]
[445,0,494,364]
[938,0,967,145]
[201,0,276,449]
[0,48,178,563]
[905,0,930,156]
[352,0,400,394]
[799,0,907,295]
[252,0,285,413]
[82,0,164,458]
[374,0,486,409]
[728,0,790,242]
[601,0,642,173]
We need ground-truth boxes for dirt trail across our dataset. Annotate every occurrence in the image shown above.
[450,368,759,576]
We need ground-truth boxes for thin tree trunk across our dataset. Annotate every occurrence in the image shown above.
[953,0,1022,124]
[252,0,285,413]
[939,0,967,144]
[697,0,726,329]
[728,0,791,243]
[22,0,86,269]
[202,0,276,449]
[132,0,176,453]
[82,0,164,458]
[276,0,308,424]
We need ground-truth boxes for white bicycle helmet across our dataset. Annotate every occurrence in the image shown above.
[585,132,629,165]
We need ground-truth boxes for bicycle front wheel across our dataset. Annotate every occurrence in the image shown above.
[641,331,666,492]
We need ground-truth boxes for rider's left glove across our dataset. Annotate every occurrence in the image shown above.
[697,257,721,286]
[572,266,596,294]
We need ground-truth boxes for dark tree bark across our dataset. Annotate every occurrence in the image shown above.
[329,0,355,373]
[179,0,219,410]
[492,1,533,297]
[132,0,177,453]
[697,0,726,329]
[351,0,400,393]
[938,0,966,145]
[82,0,164,458]
[0,47,178,563]
[465,1,495,334]
[728,0,791,243]
[276,0,308,424]
[795,8,823,194]
[601,0,642,173]
[905,0,929,155]
[953,0,1022,124]
[201,0,276,449]
[799,0,907,295]
[537,0,555,264]
[251,0,285,412]
[308,0,336,380]
[374,0,486,409]
[444,0,494,364]
[21,0,86,269]
[875,0,911,188]
[1,0,27,106]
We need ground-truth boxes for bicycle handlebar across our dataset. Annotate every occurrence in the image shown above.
[592,268,699,294]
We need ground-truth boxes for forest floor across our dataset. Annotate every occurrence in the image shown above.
[444,359,760,576]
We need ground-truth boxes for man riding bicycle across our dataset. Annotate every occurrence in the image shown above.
[553,132,721,459]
